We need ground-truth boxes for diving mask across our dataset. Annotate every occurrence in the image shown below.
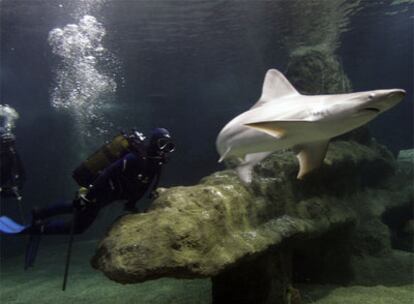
[156,137,175,153]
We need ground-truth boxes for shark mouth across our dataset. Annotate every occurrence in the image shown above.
[362,107,380,113]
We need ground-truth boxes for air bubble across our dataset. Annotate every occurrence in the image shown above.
[48,15,118,137]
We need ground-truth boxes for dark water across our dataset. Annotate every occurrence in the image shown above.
[0,0,413,259]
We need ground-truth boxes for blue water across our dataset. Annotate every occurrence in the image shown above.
[0,0,412,282]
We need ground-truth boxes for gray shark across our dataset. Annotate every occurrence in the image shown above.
[216,69,406,183]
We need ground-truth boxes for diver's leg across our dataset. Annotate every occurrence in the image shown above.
[33,200,73,220]
[32,204,100,235]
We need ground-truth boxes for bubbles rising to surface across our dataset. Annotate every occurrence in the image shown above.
[70,0,108,20]
[48,14,118,138]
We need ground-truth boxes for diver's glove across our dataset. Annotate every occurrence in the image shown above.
[148,190,159,200]
[73,187,92,210]
[0,185,22,200]
[123,202,138,213]
[29,207,46,234]
[11,186,22,201]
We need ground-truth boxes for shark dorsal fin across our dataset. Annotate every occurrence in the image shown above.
[261,69,299,100]
[252,69,299,109]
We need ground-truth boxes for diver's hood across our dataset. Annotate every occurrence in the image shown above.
[147,128,175,157]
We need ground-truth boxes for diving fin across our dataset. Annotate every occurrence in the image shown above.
[0,216,41,269]
[0,216,27,234]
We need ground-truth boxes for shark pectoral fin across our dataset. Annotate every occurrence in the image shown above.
[218,147,232,163]
[236,151,272,183]
[245,121,313,139]
[295,140,329,179]
[245,122,287,138]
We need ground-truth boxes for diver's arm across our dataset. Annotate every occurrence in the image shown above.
[123,185,147,212]
[0,138,24,200]
[123,154,146,211]
[148,168,162,199]
[85,157,124,201]
[123,154,162,212]
[9,153,23,199]
[10,146,25,189]
[123,196,141,212]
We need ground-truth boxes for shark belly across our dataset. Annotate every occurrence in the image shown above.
[222,128,284,157]
[218,120,334,159]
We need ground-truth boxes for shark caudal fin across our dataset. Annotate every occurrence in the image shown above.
[251,69,299,109]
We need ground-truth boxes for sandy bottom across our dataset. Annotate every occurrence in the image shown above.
[0,240,412,304]
[301,284,414,304]
[0,240,210,304]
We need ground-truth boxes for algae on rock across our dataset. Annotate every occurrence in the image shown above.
[92,139,413,304]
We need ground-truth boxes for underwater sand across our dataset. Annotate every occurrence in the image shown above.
[301,284,414,304]
[0,240,210,304]
[0,240,412,304]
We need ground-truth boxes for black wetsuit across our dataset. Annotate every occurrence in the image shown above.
[0,132,25,199]
[33,151,162,234]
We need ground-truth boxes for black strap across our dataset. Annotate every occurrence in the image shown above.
[62,207,77,291]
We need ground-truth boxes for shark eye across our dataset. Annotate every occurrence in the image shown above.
[368,93,375,99]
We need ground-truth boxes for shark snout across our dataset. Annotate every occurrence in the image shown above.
[362,89,406,113]
[387,89,406,101]
[378,89,406,111]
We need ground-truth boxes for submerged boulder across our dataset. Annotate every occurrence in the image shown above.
[92,140,413,303]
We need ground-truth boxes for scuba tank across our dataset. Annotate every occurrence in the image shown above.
[72,130,146,187]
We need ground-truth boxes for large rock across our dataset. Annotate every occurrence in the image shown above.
[91,140,413,303]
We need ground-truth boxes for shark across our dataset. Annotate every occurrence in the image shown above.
[216,69,406,183]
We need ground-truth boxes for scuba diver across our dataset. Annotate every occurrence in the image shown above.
[25,127,175,235]
[0,127,175,284]
[0,104,26,201]
[28,127,174,235]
